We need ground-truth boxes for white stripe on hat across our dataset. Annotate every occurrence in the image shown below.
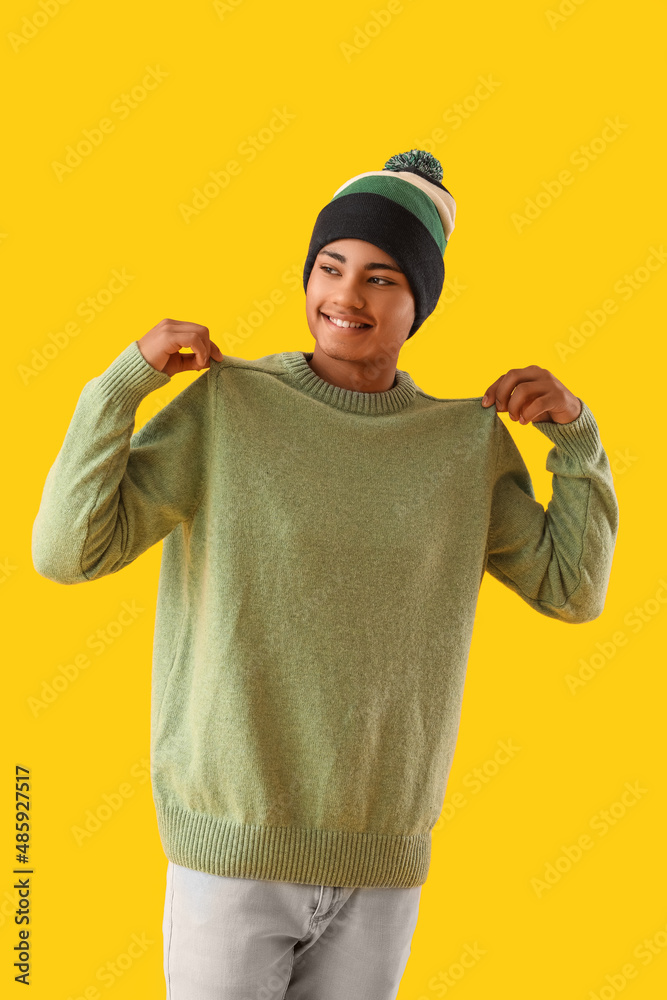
[332,170,456,243]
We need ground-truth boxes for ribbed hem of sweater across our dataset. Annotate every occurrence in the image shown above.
[155,801,430,888]
[280,351,417,415]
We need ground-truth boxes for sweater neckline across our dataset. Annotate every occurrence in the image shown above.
[279,351,417,416]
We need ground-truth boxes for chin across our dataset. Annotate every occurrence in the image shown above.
[319,337,365,359]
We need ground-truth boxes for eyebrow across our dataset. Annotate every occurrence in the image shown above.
[317,249,404,273]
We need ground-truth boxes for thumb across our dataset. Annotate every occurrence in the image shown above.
[169,350,203,375]
[208,340,225,362]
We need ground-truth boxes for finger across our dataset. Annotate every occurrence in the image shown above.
[481,376,503,406]
[208,339,225,362]
[504,380,552,421]
[193,332,212,369]
[514,390,562,424]
[516,402,552,423]
[163,319,209,344]
[172,334,220,372]
[481,370,533,409]
[169,334,208,372]
[171,350,200,373]
[158,322,208,367]
[493,366,544,412]
[176,332,210,370]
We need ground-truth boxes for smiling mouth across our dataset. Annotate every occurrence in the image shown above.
[321,312,372,331]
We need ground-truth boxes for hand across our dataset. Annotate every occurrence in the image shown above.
[137,318,224,376]
[481,365,582,425]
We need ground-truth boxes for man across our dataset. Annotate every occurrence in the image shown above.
[32,150,619,999]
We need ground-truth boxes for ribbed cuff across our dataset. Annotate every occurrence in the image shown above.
[533,398,602,464]
[94,340,171,411]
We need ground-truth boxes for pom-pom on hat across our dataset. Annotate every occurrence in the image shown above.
[303,150,456,338]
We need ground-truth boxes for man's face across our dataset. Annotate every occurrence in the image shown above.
[305,239,415,364]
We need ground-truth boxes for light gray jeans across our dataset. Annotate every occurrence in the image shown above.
[162,861,422,999]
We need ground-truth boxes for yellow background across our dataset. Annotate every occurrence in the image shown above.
[2,0,666,996]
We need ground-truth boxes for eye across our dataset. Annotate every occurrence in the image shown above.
[319,265,395,286]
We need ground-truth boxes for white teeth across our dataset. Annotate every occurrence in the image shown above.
[325,314,367,329]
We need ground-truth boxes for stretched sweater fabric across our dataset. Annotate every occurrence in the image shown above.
[32,340,619,888]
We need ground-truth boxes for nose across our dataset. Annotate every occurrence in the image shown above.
[330,273,366,308]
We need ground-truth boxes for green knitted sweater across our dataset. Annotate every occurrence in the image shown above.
[31,340,619,888]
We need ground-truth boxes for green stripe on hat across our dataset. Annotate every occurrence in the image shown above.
[331,175,447,255]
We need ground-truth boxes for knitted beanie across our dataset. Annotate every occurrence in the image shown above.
[302,149,456,338]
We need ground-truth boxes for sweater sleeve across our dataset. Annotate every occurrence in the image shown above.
[484,398,619,623]
[31,340,214,585]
